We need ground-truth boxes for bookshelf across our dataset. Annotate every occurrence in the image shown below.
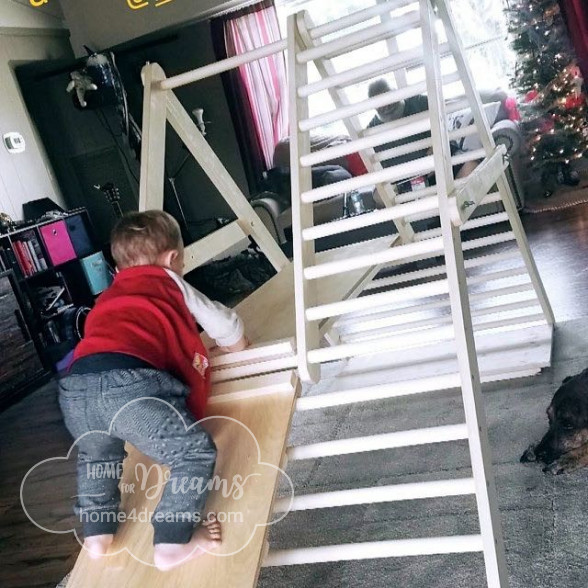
[0,209,113,372]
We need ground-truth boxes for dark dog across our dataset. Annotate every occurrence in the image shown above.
[521,369,588,475]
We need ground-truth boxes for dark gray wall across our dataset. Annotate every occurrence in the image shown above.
[18,20,249,244]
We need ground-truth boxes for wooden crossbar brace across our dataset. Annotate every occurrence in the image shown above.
[139,63,288,274]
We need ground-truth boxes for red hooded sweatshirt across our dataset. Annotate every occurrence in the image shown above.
[73,265,243,419]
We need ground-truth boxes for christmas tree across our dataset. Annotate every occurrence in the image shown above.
[507,0,588,194]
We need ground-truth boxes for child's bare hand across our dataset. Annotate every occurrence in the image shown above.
[218,336,249,353]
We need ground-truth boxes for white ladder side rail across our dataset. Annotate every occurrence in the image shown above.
[139,63,168,211]
[295,10,415,243]
[287,14,320,383]
[434,0,554,326]
[421,1,509,587]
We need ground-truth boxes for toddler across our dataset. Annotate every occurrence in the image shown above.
[58,210,247,570]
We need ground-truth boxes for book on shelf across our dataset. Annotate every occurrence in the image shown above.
[13,240,33,277]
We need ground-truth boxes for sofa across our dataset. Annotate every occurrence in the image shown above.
[251,90,525,246]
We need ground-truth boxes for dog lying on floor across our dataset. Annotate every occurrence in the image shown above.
[521,369,588,475]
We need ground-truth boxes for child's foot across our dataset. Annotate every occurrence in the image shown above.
[153,514,222,571]
[84,534,114,559]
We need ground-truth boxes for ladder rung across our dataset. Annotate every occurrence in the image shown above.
[362,96,469,140]
[302,197,439,241]
[305,236,443,280]
[308,277,449,322]
[310,310,543,363]
[309,0,417,39]
[338,279,534,327]
[365,249,520,291]
[301,148,484,204]
[211,354,298,383]
[263,534,484,566]
[273,477,476,513]
[414,211,510,242]
[287,423,469,461]
[375,125,479,164]
[300,71,462,133]
[296,372,461,411]
[300,99,437,166]
[343,298,540,343]
[298,11,421,64]
[210,338,295,368]
[299,43,439,99]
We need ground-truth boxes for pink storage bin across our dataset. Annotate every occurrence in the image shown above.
[40,220,77,266]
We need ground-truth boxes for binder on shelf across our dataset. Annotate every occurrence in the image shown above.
[80,252,112,295]
[40,220,76,267]
[65,214,93,258]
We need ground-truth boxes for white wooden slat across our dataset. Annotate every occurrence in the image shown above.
[337,281,535,344]
[307,278,450,322]
[304,236,444,280]
[365,249,520,291]
[288,423,469,461]
[208,370,297,404]
[309,0,417,39]
[296,372,461,411]
[165,90,288,273]
[210,338,295,368]
[297,11,421,64]
[211,354,298,384]
[273,478,476,513]
[139,63,167,211]
[307,311,544,364]
[302,197,439,241]
[301,148,485,204]
[300,71,461,132]
[159,40,287,90]
[414,211,510,242]
[263,534,484,567]
[342,299,541,344]
[299,45,426,99]
[182,221,247,271]
[375,125,478,164]
[338,281,535,335]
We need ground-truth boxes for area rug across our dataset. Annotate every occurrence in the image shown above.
[524,165,588,214]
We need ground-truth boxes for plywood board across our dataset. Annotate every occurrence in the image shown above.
[66,371,299,588]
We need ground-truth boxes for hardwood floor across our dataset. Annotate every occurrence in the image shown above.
[2,200,588,588]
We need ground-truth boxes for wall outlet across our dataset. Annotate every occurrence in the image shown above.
[3,132,26,154]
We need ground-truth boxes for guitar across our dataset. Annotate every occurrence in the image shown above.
[95,182,123,219]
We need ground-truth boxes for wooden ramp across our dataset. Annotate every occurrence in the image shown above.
[66,371,298,588]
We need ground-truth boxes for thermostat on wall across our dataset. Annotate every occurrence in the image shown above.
[3,132,26,154]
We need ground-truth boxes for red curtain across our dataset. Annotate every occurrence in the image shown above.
[213,0,287,175]
[559,0,588,80]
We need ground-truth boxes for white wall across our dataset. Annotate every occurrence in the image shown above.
[0,2,71,219]
[59,0,249,55]
[0,0,65,29]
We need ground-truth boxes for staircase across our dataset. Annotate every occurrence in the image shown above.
[271,0,554,586]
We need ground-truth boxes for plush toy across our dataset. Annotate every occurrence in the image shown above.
[66,71,98,108]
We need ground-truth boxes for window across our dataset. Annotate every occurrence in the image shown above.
[275,0,515,135]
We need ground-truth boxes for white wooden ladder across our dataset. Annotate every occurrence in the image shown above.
[278,0,555,586]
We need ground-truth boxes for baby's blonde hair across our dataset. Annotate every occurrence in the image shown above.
[111,210,182,269]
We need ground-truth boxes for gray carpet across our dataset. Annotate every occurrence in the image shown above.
[258,319,588,588]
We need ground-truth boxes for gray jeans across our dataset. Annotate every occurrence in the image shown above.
[58,368,217,544]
